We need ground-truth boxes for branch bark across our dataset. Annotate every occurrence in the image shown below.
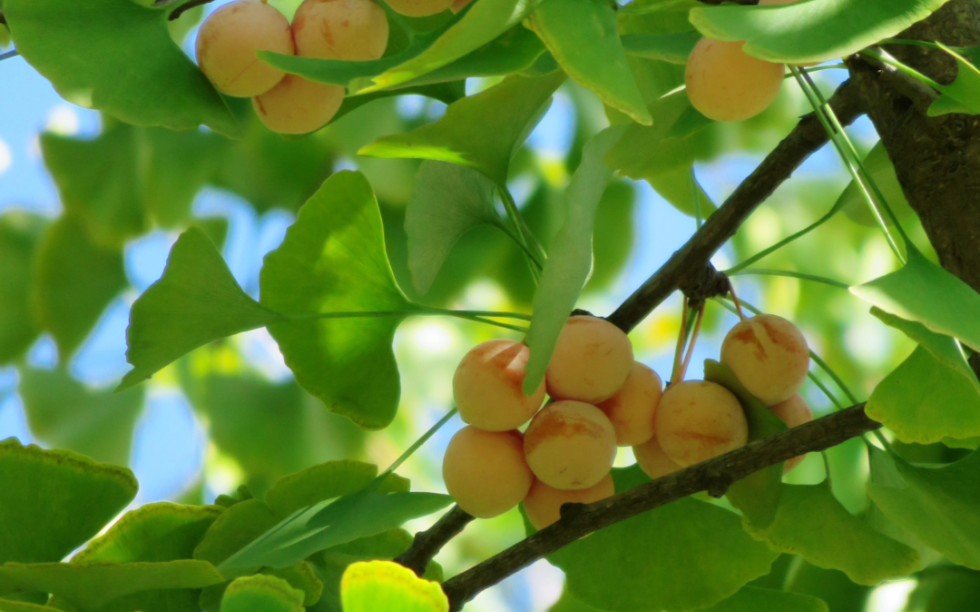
[607,80,864,332]
[441,404,879,610]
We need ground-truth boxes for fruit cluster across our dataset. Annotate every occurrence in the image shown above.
[684,0,802,122]
[195,0,472,135]
[442,312,814,528]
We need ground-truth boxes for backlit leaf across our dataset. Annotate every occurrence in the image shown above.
[3,0,236,133]
[259,171,415,429]
[220,575,305,612]
[340,561,447,612]
[529,0,652,125]
[689,0,953,65]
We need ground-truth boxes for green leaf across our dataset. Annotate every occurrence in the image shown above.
[836,142,915,227]
[259,171,414,429]
[529,0,652,125]
[261,23,545,90]
[34,215,127,359]
[405,161,501,294]
[523,127,624,394]
[929,42,980,116]
[0,599,61,612]
[704,359,786,529]
[867,346,980,444]
[0,212,46,364]
[20,367,145,466]
[121,228,283,388]
[689,0,953,65]
[40,126,147,247]
[220,575,305,612]
[906,566,980,612]
[360,72,564,185]
[851,247,980,352]
[552,498,778,611]
[745,482,920,585]
[0,561,224,610]
[870,308,977,385]
[362,0,544,91]
[0,438,137,563]
[704,585,828,612]
[3,0,236,134]
[585,180,638,292]
[622,31,701,65]
[194,499,280,566]
[218,483,451,576]
[340,561,448,612]
[868,447,980,570]
[265,461,381,518]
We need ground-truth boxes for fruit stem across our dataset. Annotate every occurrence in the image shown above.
[669,299,691,386]
[381,407,458,477]
[677,302,705,384]
[726,279,748,321]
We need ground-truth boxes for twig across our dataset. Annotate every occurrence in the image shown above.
[169,0,214,21]
[395,505,473,576]
[442,404,879,610]
[607,79,865,332]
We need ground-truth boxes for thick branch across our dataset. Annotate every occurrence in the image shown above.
[441,404,878,610]
[607,80,864,332]
[395,505,473,576]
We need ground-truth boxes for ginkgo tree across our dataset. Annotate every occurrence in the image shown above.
[1,0,979,610]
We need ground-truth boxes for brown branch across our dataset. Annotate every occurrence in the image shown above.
[441,404,879,610]
[395,505,473,576]
[607,79,865,333]
[168,0,215,21]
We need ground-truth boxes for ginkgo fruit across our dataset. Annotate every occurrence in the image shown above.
[770,393,814,470]
[453,339,545,432]
[685,37,784,122]
[252,75,345,135]
[597,362,663,446]
[385,0,454,17]
[546,315,634,404]
[442,427,533,518]
[654,380,749,467]
[522,473,614,530]
[293,0,389,61]
[632,434,683,481]
[196,0,294,97]
[721,313,810,405]
[523,400,617,491]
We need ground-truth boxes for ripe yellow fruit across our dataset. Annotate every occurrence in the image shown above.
[252,75,345,135]
[597,362,663,446]
[685,37,784,122]
[522,474,614,530]
[523,400,617,491]
[770,393,814,471]
[632,435,683,481]
[442,427,533,518]
[293,0,389,61]
[654,381,748,467]
[453,339,545,432]
[546,315,634,404]
[720,314,810,405]
[385,0,454,17]
[196,0,294,97]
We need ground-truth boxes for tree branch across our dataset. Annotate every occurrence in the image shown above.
[395,505,473,576]
[441,404,879,610]
[607,79,865,333]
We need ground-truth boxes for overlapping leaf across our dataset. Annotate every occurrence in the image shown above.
[121,229,283,388]
[259,171,415,429]
[0,212,46,364]
[745,482,921,585]
[405,161,501,295]
[523,127,624,394]
[529,0,652,124]
[0,439,137,564]
[851,246,980,352]
[868,447,980,570]
[928,43,980,117]
[690,0,953,65]
[220,575,305,612]
[3,0,236,133]
[360,72,564,185]
[552,498,778,611]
